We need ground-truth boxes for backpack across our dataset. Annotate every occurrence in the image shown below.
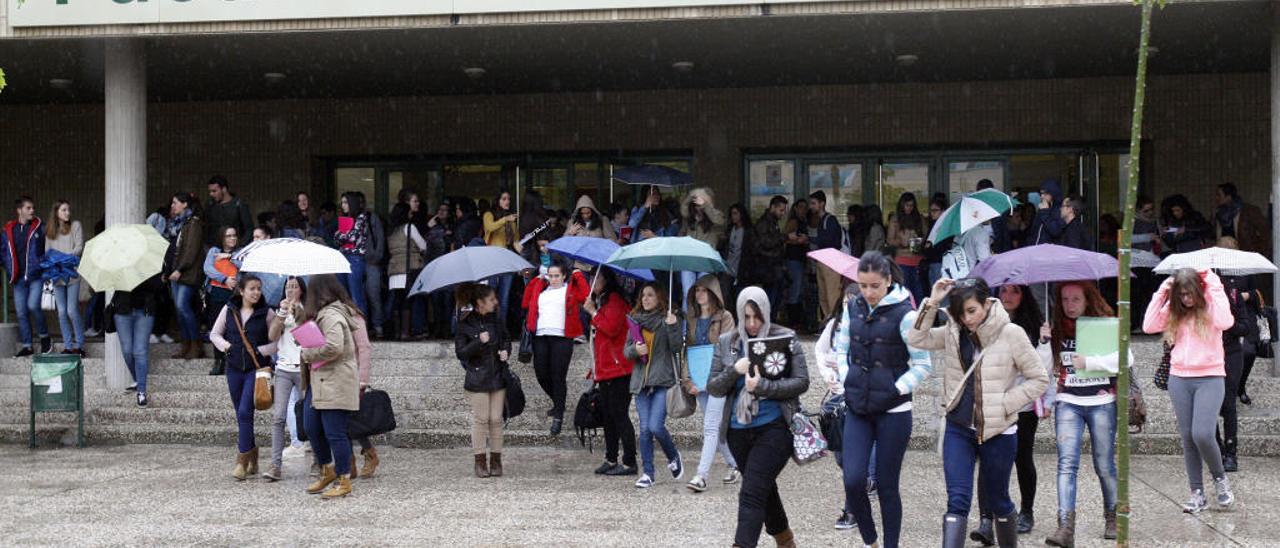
[939,245,971,280]
[573,386,607,452]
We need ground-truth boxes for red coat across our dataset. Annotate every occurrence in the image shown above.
[522,270,590,339]
[591,292,634,381]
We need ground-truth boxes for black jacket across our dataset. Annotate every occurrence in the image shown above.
[1057,217,1092,250]
[455,312,511,392]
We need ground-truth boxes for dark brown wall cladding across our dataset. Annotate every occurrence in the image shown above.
[0,72,1268,230]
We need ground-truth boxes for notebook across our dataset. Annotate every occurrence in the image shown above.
[746,335,793,380]
[1075,317,1119,378]
[686,344,715,391]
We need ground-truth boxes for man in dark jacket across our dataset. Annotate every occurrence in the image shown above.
[1027,179,1066,246]
[204,175,255,248]
[1,196,51,356]
[1055,194,1092,250]
[808,191,845,321]
[1215,183,1271,257]
[751,196,788,315]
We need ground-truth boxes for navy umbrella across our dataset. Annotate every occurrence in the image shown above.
[612,164,693,187]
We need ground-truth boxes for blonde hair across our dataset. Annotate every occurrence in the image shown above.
[1217,236,1239,250]
[1164,268,1210,343]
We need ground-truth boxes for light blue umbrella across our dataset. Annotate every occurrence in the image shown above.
[547,236,655,281]
[409,246,534,296]
[606,236,727,308]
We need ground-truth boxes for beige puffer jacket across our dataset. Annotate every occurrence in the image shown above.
[907,297,1048,441]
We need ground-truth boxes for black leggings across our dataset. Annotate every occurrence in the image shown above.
[598,376,637,467]
[977,411,1039,516]
[1239,341,1257,397]
[532,335,573,420]
[728,419,793,548]
[1217,348,1244,451]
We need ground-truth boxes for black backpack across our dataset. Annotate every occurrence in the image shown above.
[573,386,606,452]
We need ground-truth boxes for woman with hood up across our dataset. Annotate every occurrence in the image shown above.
[680,187,726,308]
[682,274,740,492]
[707,286,809,548]
[565,194,617,241]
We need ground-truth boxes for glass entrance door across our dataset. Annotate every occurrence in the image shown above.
[878,160,932,223]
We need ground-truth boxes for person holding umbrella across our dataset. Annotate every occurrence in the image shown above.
[111,274,167,407]
[583,268,638,477]
[521,261,590,436]
[455,283,511,478]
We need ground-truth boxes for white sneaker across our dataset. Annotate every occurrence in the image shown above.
[149,334,160,344]
[1214,476,1235,508]
[686,475,707,492]
[282,445,305,460]
[722,468,741,484]
[160,334,175,343]
[634,474,654,489]
[84,328,101,338]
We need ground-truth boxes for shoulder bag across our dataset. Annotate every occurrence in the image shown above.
[232,310,274,411]
[666,348,697,419]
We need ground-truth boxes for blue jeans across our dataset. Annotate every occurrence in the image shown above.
[488,273,514,327]
[942,423,1017,517]
[695,391,737,477]
[1055,401,1118,513]
[636,386,680,478]
[12,279,48,347]
[53,280,85,350]
[226,365,257,453]
[170,283,201,343]
[785,260,805,304]
[303,388,353,476]
[340,254,368,317]
[842,411,911,548]
[113,310,154,392]
[899,265,925,305]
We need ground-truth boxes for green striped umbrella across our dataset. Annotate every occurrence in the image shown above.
[927,188,1015,243]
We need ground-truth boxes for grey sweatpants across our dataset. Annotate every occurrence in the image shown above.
[271,369,304,469]
[1168,375,1226,491]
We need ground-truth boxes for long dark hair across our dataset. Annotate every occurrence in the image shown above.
[304,273,353,321]
[492,190,515,218]
[340,191,366,217]
[595,267,626,307]
[856,251,905,288]
[519,190,549,236]
[728,203,752,229]
[999,284,1043,344]
[863,204,886,231]
[277,200,306,231]
[631,282,670,315]
[455,283,497,320]
[895,192,924,234]
[280,275,308,308]
[946,278,991,328]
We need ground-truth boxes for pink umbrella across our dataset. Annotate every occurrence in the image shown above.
[807,248,860,280]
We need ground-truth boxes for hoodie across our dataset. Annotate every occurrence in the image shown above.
[706,286,810,428]
[1028,179,1067,246]
[565,195,617,241]
[685,274,735,345]
[679,188,726,249]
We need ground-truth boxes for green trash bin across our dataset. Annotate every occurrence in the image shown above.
[29,354,85,448]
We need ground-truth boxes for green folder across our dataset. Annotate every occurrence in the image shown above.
[1075,317,1119,378]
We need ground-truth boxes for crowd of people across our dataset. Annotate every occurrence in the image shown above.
[1,173,1270,543]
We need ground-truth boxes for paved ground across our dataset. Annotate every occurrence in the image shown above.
[3,444,1274,546]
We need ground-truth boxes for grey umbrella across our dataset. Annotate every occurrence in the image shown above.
[409,246,534,296]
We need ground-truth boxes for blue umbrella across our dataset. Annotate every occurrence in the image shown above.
[547,236,655,281]
[606,236,727,308]
[612,165,693,187]
[409,246,534,296]
[39,250,80,283]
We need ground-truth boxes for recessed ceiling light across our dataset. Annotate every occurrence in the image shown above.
[895,54,919,67]
[263,72,287,84]
[49,78,74,89]
[671,61,695,73]
[463,67,487,80]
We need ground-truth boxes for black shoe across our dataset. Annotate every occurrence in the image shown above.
[545,408,556,418]
[1223,453,1239,472]
[969,515,995,546]
[14,347,33,358]
[1239,393,1252,405]
[834,510,855,530]
[39,336,52,354]
[594,461,617,475]
[1016,511,1034,534]
[944,514,968,548]
[208,358,225,376]
[136,392,148,408]
[604,464,638,476]
[125,383,138,392]
[550,418,563,436]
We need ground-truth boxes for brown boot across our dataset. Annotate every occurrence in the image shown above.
[1103,510,1117,540]
[772,528,797,548]
[1045,511,1075,548]
[246,446,259,476]
[306,464,337,494]
[321,476,352,499]
[474,454,490,478]
[360,447,380,478]
[232,451,249,481]
[189,342,206,360]
[349,452,359,479]
[489,452,503,477]
[172,341,189,360]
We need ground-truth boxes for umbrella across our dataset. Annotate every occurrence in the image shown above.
[233,238,350,276]
[1129,249,1162,269]
[927,189,1015,244]
[612,164,693,187]
[970,244,1121,287]
[807,248,860,281]
[606,236,726,308]
[410,246,534,296]
[547,236,655,281]
[78,224,170,292]
[1154,247,1278,276]
[39,250,81,284]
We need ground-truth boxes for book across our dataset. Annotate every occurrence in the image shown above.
[291,320,326,349]
[686,344,714,391]
[626,318,656,366]
[746,335,793,380]
[338,216,355,233]
[1075,316,1119,378]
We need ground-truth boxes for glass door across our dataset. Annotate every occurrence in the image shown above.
[877,160,932,223]
[805,160,862,227]
[945,159,1006,203]
[746,159,796,219]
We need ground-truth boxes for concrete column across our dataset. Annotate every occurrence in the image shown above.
[103,39,147,391]
[1272,3,1280,375]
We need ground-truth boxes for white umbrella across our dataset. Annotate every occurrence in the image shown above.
[1129,249,1162,269]
[233,238,351,276]
[1154,247,1278,276]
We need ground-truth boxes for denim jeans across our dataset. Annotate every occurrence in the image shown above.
[727,418,793,548]
[340,254,368,317]
[785,260,805,304]
[270,369,303,468]
[303,388,353,476]
[898,265,924,305]
[1055,401,1118,513]
[488,273,514,328]
[226,365,258,453]
[12,279,48,347]
[942,423,1017,517]
[364,263,384,330]
[114,310,155,392]
[170,282,201,343]
[636,386,680,478]
[695,391,737,477]
[53,280,85,350]
[842,410,912,548]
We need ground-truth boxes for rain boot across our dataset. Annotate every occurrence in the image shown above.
[232,451,249,481]
[321,476,352,499]
[993,512,1018,548]
[246,446,259,477]
[349,451,359,479]
[306,464,337,494]
[771,528,796,548]
[969,513,995,546]
[475,454,490,478]
[489,452,503,478]
[1103,510,1117,540]
[360,447,379,478]
[1044,511,1075,548]
[943,514,967,548]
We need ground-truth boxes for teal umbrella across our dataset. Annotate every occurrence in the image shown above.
[927,188,1016,244]
[605,236,726,309]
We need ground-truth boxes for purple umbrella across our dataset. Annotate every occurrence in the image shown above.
[970,244,1120,287]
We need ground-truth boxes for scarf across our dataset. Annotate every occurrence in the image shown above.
[165,209,192,241]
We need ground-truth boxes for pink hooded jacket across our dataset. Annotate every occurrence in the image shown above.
[1142,269,1234,378]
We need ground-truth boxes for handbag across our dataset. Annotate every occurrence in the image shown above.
[1153,341,1172,391]
[666,350,697,419]
[40,280,56,311]
[518,328,534,364]
[348,388,398,438]
[232,309,274,411]
[1129,389,1148,434]
[790,411,828,465]
[502,363,526,421]
[818,391,846,454]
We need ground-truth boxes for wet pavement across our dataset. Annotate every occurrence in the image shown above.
[2,443,1273,546]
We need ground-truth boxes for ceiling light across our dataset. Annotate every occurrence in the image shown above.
[671,61,695,73]
[895,54,918,67]
[463,67,487,80]
[49,78,74,89]
[263,72,287,84]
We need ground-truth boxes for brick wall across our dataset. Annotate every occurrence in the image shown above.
[0,72,1268,230]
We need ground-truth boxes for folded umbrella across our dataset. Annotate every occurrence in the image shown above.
[40,250,81,283]
[234,238,350,277]
[807,248,860,281]
[1154,247,1278,276]
[547,236,655,281]
[78,224,170,292]
[410,246,534,296]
